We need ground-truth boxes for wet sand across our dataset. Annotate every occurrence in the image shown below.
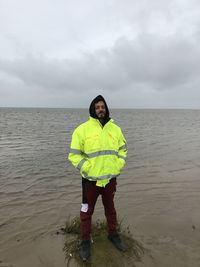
[1,188,200,267]
[0,234,66,267]
[1,221,200,267]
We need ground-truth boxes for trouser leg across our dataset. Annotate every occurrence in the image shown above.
[101,178,117,235]
[80,180,99,240]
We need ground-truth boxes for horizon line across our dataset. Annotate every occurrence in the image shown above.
[0,106,200,111]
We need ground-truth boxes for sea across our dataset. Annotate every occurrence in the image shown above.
[0,108,200,266]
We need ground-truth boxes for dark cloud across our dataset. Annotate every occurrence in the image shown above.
[0,33,199,95]
[0,0,200,108]
[113,34,200,89]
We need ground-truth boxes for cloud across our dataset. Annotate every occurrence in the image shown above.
[0,0,200,108]
[113,34,200,89]
[0,32,199,94]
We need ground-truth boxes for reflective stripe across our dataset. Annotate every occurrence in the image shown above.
[71,148,126,163]
[85,150,118,158]
[69,148,82,155]
[87,173,120,180]
[77,159,86,170]
[70,149,127,161]
[118,155,127,160]
[119,144,127,150]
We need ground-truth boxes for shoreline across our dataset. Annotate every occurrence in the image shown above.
[1,217,200,267]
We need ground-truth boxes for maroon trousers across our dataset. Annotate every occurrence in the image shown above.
[80,178,117,240]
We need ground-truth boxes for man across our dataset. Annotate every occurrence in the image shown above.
[68,95,128,261]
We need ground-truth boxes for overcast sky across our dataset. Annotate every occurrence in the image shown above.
[0,0,200,108]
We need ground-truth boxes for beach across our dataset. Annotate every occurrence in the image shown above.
[0,108,200,266]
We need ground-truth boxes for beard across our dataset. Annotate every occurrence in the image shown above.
[97,112,105,118]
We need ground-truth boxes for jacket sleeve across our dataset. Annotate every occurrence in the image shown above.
[68,128,91,177]
[117,129,128,170]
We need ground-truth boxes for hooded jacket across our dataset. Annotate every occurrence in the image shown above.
[68,95,127,187]
[89,95,110,126]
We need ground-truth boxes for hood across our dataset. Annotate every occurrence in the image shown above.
[89,95,110,125]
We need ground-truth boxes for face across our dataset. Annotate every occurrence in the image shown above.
[95,101,106,119]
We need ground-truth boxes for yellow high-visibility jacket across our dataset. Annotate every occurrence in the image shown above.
[68,117,127,186]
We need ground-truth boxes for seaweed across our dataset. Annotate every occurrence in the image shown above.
[62,217,145,267]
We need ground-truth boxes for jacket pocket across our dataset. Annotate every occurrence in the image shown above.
[81,160,91,178]
[117,158,125,170]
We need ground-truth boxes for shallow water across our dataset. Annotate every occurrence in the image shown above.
[0,108,200,266]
